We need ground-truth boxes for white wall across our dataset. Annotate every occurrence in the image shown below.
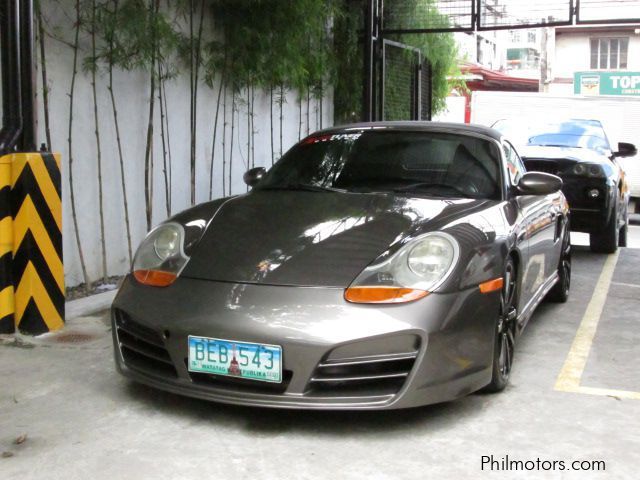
[433,96,466,123]
[36,2,333,287]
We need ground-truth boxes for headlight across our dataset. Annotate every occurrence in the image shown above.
[345,232,459,304]
[407,236,455,280]
[132,222,189,287]
[571,163,604,178]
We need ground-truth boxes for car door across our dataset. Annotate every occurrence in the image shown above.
[504,141,556,316]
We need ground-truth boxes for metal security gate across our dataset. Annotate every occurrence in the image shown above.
[379,40,432,121]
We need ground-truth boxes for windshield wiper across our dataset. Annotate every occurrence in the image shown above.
[259,183,346,193]
[392,182,470,197]
[531,143,582,149]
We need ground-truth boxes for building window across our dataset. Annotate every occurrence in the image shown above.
[590,37,629,70]
[527,30,536,43]
[510,30,521,42]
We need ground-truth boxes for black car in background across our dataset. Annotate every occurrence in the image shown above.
[494,119,637,253]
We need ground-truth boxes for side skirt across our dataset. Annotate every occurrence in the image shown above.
[516,271,559,335]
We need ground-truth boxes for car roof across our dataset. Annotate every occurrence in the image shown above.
[313,121,504,142]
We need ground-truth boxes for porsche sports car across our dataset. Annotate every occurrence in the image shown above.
[112,122,571,410]
[493,119,637,253]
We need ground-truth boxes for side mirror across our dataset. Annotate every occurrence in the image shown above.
[516,172,562,196]
[243,167,266,187]
[613,142,637,158]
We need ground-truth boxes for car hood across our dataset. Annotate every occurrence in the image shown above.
[519,145,609,163]
[180,191,491,287]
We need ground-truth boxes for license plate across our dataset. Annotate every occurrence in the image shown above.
[187,336,282,383]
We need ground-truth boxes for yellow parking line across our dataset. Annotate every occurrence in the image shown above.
[611,281,640,289]
[554,250,640,400]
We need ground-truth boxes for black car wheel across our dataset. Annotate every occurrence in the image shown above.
[483,257,517,393]
[590,205,619,253]
[547,223,571,303]
[619,215,628,247]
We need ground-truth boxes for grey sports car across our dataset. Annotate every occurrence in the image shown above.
[112,122,571,410]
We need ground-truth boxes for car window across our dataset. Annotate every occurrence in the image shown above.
[503,142,525,186]
[493,119,611,154]
[258,131,503,200]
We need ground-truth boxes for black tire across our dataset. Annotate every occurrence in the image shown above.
[482,257,517,393]
[547,223,571,303]
[590,206,619,253]
[619,216,628,247]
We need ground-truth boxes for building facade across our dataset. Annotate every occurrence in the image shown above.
[549,24,640,96]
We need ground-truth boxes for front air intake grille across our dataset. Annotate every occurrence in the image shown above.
[114,309,178,379]
[308,351,418,397]
[523,160,562,176]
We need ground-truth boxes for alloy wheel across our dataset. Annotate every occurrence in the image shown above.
[497,263,517,379]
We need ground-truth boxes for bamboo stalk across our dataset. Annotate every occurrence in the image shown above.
[143,0,159,231]
[279,84,284,158]
[193,0,205,201]
[68,0,91,292]
[108,0,133,265]
[306,87,310,135]
[270,85,274,166]
[161,68,172,215]
[189,0,194,203]
[319,81,323,129]
[246,85,250,176]
[36,1,52,150]
[90,0,108,284]
[229,90,235,196]
[209,67,225,199]
[251,82,255,169]
[188,0,205,205]
[158,62,170,217]
[222,81,227,196]
[298,96,302,140]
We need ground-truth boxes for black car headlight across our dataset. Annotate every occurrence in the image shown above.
[345,232,460,304]
[571,163,604,178]
[132,222,190,287]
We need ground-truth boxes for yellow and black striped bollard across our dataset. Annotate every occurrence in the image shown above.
[0,154,14,333]
[11,152,64,334]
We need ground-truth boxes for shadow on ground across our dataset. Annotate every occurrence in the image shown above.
[121,379,488,438]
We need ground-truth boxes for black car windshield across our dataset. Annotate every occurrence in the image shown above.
[257,130,502,200]
[493,119,611,153]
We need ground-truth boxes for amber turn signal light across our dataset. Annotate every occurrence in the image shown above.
[344,286,429,304]
[479,277,504,294]
[133,269,177,287]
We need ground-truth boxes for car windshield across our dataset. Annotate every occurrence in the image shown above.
[257,130,502,200]
[493,119,611,154]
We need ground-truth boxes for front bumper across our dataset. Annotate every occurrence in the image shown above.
[560,177,614,233]
[111,275,498,410]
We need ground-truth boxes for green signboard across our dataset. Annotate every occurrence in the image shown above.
[574,71,640,96]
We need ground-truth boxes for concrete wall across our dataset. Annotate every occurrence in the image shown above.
[33,2,333,287]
